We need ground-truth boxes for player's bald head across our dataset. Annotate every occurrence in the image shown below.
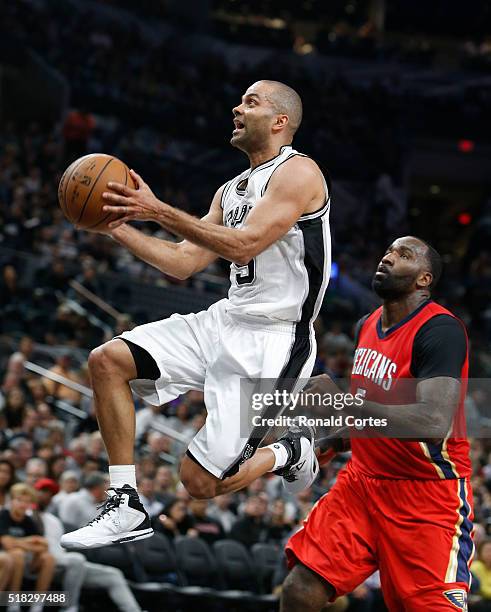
[256,80,303,135]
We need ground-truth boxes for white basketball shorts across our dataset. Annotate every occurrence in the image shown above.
[117,298,316,479]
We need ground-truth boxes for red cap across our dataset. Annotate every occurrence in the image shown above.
[34,478,60,495]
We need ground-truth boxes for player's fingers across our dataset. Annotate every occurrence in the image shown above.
[102,192,134,205]
[129,169,146,188]
[106,181,135,196]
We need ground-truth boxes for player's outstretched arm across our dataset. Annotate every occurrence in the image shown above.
[102,158,325,264]
[107,186,223,280]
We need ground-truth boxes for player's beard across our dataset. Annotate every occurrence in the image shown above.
[372,272,415,300]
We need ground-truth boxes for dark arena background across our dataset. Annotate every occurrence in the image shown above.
[1,1,491,610]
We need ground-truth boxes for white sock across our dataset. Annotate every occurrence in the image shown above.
[109,464,137,489]
[266,441,290,471]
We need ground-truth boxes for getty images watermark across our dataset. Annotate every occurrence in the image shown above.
[249,388,386,429]
[239,377,491,440]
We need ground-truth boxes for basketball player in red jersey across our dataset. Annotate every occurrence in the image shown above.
[282,236,473,612]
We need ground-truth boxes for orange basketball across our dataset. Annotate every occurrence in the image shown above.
[58,154,136,231]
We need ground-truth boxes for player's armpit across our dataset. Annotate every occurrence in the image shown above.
[238,156,326,263]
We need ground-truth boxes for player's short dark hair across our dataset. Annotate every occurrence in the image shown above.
[420,239,442,290]
[260,80,303,134]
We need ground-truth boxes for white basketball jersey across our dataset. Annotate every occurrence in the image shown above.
[222,145,331,331]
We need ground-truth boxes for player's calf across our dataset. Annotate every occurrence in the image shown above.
[180,455,220,499]
[281,564,334,612]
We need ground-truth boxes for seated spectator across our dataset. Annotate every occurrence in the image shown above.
[135,402,167,440]
[65,437,88,476]
[472,538,491,609]
[154,465,176,505]
[9,438,34,481]
[58,472,108,528]
[0,483,55,612]
[50,470,80,516]
[0,550,15,591]
[24,458,48,487]
[42,353,82,405]
[208,493,237,533]
[0,460,16,508]
[155,498,195,540]
[266,498,293,544]
[139,476,164,518]
[188,499,224,546]
[230,494,269,548]
[3,388,28,432]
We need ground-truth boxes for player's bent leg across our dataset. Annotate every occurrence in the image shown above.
[281,563,335,612]
[180,447,277,499]
[180,454,221,499]
[62,338,154,550]
[88,339,138,465]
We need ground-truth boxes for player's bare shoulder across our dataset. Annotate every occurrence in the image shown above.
[267,154,327,215]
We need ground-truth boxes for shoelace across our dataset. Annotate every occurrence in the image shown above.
[87,490,122,525]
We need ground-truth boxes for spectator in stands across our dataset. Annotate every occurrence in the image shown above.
[24,458,48,486]
[50,470,80,516]
[34,479,144,612]
[3,387,28,431]
[135,402,167,440]
[58,472,108,528]
[65,438,88,476]
[139,476,164,518]
[208,493,237,533]
[8,438,34,480]
[42,352,82,405]
[266,499,294,544]
[230,494,269,548]
[0,550,15,591]
[187,499,224,546]
[3,336,34,391]
[0,460,16,508]
[63,108,96,161]
[153,465,176,505]
[155,498,196,540]
[472,539,491,608]
[46,454,67,481]
[0,483,55,612]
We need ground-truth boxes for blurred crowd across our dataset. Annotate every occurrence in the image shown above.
[1,0,491,610]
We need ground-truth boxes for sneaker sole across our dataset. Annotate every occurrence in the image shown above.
[61,527,154,550]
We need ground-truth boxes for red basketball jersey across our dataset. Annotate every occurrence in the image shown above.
[350,300,471,480]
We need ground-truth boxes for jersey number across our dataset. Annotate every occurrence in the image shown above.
[234,259,256,286]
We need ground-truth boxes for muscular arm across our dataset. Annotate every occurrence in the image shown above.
[109,187,222,280]
[103,157,326,266]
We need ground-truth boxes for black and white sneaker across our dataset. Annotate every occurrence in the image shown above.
[274,418,319,494]
[60,484,154,549]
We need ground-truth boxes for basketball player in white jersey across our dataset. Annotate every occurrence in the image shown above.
[61,80,332,549]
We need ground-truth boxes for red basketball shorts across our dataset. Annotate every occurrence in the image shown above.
[286,461,474,611]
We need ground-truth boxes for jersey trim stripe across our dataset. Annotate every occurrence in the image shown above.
[445,479,474,585]
[296,214,329,336]
[260,152,308,197]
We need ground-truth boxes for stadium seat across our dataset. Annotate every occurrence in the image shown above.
[251,543,280,594]
[173,536,221,606]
